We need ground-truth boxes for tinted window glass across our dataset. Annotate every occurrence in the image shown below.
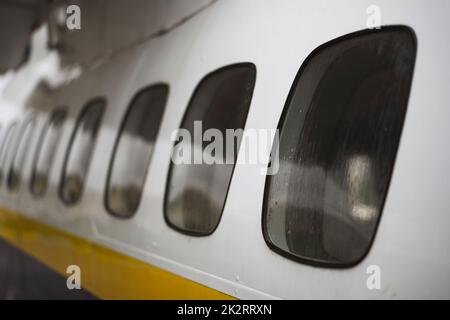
[0,123,17,186]
[263,27,416,266]
[30,109,67,197]
[106,84,168,218]
[60,98,105,205]
[165,63,256,235]
[7,117,35,191]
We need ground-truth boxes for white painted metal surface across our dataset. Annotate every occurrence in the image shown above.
[1,0,450,299]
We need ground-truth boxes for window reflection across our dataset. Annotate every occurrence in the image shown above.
[165,63,256,235]
[60,98,105,205]
[106,84,168,218]
[31,109,67,197]
[0,123,17,186]
[263,27,416,266]
[7,117,35,191]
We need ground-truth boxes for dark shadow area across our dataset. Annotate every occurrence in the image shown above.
[0,237,96,300]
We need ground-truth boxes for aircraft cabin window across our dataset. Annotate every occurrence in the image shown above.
[60,98,106,205]
[30,109,67,197]
[7,117,35,191]
[165,63,256,235]
[0,123,18,186]
[105,84,169,218]
[262,27,416,267]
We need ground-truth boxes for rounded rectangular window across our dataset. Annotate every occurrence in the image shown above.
[262,27,416,267]
[60,98,106,205]
[30,109,67,197]
[7,116,35,191]
[105,84,169,218]
[165,63,256,235]
[0,123,17,186]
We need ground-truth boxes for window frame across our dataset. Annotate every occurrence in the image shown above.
[104,83,169,219]
[30,108,67,198]
[0,122,18,187]
[59,97,106,206]
[163,62,257,236]
[261,26,417,268]
[6,115,35,192]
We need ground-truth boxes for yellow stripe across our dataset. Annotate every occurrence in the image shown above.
[0,207,233,300]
